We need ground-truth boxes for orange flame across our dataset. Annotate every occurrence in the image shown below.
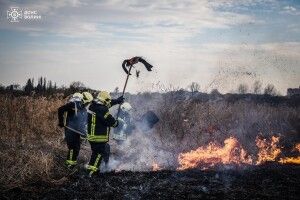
[279,143,300,164]
[279,157,300,164]
[152,162,161,171]
[255,136,281,165]
[177,137,253,170]
[177,136,300,170]
[295,143,300,152]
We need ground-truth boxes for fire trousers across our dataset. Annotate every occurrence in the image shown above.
[65,129,81,166]
[86,142,110,175]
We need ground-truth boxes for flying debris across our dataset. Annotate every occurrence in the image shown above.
[136,70,140,78]
[122,57,153,75]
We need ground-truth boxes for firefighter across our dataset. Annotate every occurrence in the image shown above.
[119,102,135,135]
[58,92,94,169]
[113,102,135,141]
[86,91,124,177]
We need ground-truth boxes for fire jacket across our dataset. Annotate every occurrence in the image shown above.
[114,110,135,135]
[87,101,118,143]
[58,100,88,136]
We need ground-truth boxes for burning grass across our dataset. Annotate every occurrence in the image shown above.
[177,136,300,170]
[177,137,253,170]
[151,95,300,170]
[0,93,299,194]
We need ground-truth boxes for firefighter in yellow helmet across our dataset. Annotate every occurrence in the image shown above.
[58,91,93,169]
[85,91,123,176]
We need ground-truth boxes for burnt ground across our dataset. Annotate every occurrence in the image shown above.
[1,164,300,200]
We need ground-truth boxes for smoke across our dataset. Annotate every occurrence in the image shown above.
[103,89,299,172]
[106,128,176,172]
[98,97,178,172]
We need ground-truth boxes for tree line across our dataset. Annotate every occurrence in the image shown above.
[0,77,281,97]
[188,80,279,96]
[0,77,90,96]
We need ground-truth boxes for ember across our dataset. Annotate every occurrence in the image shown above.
[152,162,161,171]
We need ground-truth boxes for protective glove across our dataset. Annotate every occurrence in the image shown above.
[115,96,124,104]
[111,96,125,106]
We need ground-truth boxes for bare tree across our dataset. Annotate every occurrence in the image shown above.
[237,83,248,94]
[69,81,86,94]
[253,80,262,94]
[70,81,85,90]
[189,82,200,94]
[264,84,277,96]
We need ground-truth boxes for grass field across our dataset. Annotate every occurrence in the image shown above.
[0,93,299,198]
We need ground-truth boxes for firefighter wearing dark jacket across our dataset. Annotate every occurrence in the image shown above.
[58,92,94,169]
[86,91,123,176]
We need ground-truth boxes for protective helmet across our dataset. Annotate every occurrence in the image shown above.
[121,102,132,112]
[82,91,93,104]
[97,91,112,106]
[72,92,83,99]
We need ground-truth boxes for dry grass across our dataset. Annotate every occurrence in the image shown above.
[152,96,300,156]
[0,93,299,189]
[0,95,68,189]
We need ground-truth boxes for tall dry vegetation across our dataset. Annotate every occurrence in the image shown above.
[153,95,300,157]
[0,93,299,189]
[113,93,299,169]
[0,95,68,189]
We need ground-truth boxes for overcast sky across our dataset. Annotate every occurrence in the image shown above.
[0,0,299,94]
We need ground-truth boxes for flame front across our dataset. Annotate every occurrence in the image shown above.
[178,137,252,170]
[177,136,300,170]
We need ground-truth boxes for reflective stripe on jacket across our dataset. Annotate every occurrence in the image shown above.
[87,101,118,142]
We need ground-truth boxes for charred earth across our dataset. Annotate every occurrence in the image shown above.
[1,164,299,200]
